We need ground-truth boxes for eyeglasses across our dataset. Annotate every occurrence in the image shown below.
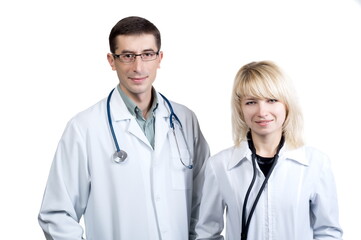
[113,51,160,63]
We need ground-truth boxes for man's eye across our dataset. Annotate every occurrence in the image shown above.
[143,52,155,57]
[123,54,134,59]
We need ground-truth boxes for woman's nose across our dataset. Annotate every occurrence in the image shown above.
[257,102,268,117]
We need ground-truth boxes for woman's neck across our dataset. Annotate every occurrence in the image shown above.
[251,133,283,157]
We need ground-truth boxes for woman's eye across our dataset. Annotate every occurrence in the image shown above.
[245,101,256,105]
[268,99,278,103]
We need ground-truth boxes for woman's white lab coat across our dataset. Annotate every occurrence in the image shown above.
[38,89,210,240]
[195,141,343,240]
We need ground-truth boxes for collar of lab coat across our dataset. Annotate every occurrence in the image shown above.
[109,87,171,151]
[110,87,169,122]
[227,141,309,170]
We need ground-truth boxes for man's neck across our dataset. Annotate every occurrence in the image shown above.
[119,85,153,119]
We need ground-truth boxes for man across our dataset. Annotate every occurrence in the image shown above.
[38,16,210,240]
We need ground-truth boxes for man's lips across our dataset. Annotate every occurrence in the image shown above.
[129,76,147,82]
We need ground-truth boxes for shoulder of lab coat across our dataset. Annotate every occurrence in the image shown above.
[195,146,237,240]
[38,100,105,239]
[38,94,128,238]
[282,145,343,239]
[302,145,343,239]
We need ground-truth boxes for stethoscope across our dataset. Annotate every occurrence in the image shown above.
[107,88,193,169]
[241,135,284,240]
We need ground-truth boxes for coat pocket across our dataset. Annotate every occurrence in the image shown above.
[171,148,193,189]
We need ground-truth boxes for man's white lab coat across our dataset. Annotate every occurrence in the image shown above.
[38,88,210,240]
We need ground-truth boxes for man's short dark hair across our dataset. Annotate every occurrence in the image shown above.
[109,16,161,53]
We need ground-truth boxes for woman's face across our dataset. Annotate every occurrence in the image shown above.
[241,96,286,139]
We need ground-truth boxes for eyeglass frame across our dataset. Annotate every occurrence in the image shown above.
[112,50,160,63]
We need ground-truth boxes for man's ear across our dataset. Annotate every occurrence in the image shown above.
[107,53,116,70]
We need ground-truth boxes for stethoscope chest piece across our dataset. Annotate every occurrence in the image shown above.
[113,150,128,163]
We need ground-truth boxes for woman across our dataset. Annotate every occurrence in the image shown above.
[195,61,343,239]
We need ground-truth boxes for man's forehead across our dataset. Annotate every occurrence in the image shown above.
[115,34,157,52]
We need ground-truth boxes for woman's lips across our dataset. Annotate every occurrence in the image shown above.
[255,120,273,126]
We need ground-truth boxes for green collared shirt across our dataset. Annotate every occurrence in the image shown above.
[117,85,158,148]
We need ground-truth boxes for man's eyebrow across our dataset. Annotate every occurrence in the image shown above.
[119,50,135,54]
[119,48,156,54]
[142,48,156,52]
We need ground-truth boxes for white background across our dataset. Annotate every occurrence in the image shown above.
[0,0,360,239]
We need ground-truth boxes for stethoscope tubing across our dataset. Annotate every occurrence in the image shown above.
[107,88,193,169]
[160,93,193,169]
[107,88,120,153]
[241,154,279,240]
[240,135,284,240]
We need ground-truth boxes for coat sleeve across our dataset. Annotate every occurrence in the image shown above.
[194,158,225,240]
[188,111,211,239]
[310,156,343,240]
[38,118,90,240]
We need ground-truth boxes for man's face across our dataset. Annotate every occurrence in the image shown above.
[107,34,163,101]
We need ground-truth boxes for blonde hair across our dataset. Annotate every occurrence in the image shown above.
[231,60,304,149]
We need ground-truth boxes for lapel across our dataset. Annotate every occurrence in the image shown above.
[154,92,172,155]
[110,87,152,149]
